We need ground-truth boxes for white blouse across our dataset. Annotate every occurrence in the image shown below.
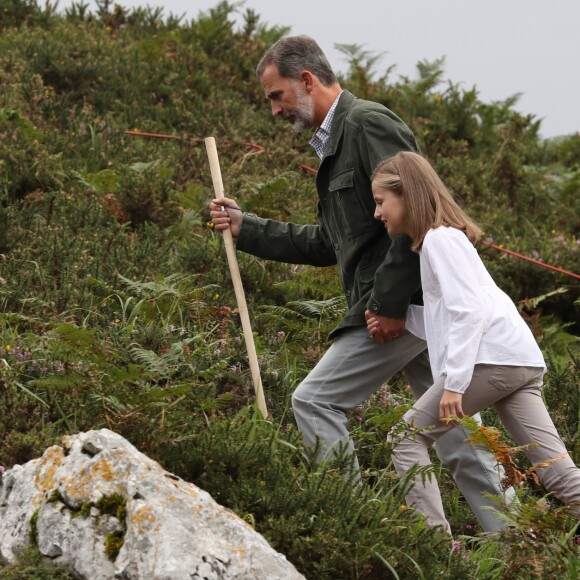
[406,226,545,393]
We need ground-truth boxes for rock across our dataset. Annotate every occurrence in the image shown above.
[0,429,304,579]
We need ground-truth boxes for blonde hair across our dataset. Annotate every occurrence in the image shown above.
[372,152,482,252]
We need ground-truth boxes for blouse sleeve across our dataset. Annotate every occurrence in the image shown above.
[423,230,488,393]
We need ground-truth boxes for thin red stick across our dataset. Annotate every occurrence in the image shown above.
[480,241,580,280]
[124,130,264,151]
[125,131,579,281]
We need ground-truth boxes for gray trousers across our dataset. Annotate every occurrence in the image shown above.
[291,327,514,532]
[392,363,580,533]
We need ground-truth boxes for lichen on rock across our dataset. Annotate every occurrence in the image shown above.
[0,429,304,579]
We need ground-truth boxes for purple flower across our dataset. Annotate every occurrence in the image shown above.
[0,466,5,475]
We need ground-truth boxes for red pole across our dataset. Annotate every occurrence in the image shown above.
[480,241,580,280]
[124,130,580,281]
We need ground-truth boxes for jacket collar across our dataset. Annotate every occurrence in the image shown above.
[323,90,357,159]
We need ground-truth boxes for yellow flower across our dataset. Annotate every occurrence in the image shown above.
[400,504,407,511]
[214,293,220,300]
[66,195,73,201]
[207,221,214,229]
[551,229,556,235]
[434,94,442,103]
[114,318,120,324]
[5,344,10,351]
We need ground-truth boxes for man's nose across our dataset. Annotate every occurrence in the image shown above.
[271,102,283,117]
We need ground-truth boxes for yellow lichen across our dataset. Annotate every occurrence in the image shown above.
[33,446,65,494]
[60,454,128,503]
[93,457,115,483]
[130,504,160,534]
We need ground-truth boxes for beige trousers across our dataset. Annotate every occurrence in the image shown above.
[393,364,580,534]
[292,328,515,532]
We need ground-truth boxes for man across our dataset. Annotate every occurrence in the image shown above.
[210,35,511,532]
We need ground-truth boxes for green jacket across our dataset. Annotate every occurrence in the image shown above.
[236,90,423,338]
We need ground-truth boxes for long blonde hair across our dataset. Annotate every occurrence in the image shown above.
[372,152,482,251]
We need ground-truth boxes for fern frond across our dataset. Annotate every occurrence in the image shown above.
[129,345,168,376]
[259,304,309,321]
[287,296,347,319]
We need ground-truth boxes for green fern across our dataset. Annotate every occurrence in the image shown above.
[129,337,196,380]
[286,296,348,319]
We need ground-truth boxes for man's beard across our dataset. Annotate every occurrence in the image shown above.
[287,82,315,132]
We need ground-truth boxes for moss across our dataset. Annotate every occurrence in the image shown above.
[97,494,128,561]
[71,494,127,521]
[104,530,125,561]
[68,501,93,519]
[29,509,39,544]
[95,493,127,522]
[25,493,128,565]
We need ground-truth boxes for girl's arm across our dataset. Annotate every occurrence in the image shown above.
[423,229,488,394]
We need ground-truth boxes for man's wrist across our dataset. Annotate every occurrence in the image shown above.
[366,293,408,319]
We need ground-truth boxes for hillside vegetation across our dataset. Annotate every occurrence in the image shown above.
[0,1,579,578]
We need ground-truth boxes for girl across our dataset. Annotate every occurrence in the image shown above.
[367,151,580,534]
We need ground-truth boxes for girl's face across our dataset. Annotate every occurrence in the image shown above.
[372,184,408,236]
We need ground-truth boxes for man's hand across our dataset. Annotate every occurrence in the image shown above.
[364,310,405,344]
[208,197,243,239]
[439,390,464,426]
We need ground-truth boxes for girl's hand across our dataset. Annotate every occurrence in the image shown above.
[439,390,464,426]
[365,310,404,344]
[365,311,384,344]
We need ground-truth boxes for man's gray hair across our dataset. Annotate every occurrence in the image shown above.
[256,35,337,87]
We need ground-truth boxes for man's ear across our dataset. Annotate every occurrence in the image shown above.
[301,70,315,93]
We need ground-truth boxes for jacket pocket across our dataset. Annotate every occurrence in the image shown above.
[328,168,371,237]
[352,257,381,304]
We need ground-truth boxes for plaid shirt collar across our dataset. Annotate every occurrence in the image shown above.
[310,91,343,159]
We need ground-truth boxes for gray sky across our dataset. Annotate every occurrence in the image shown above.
[60,0,579,138]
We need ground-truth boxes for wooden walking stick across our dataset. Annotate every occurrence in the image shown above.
[204,137,268,419]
